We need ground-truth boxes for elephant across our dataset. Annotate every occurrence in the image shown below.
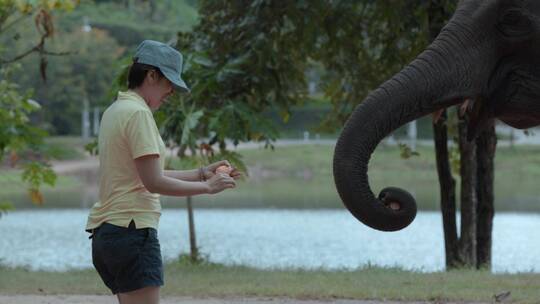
[333,0,540,232]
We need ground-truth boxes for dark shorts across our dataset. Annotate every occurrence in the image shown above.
[91,220,163,294]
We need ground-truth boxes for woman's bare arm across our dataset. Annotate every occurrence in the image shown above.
[134,155,235,196]
[164,169,201,182]
[164,160,242,182]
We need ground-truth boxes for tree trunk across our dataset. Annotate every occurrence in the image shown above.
[476,121,496,269]
[457,113,477,267]
[186,196,199,262]
[432,111,460,268]
[149,0,157,20]
[428,0,495,271]
[428,0,462,269]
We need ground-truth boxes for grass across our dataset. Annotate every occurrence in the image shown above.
[0,171,81,191]
[0,168,84,209]
[40,136,87,161]
[165,143,540,212]
[4,141,540,211]
[2,141,540,302]
[1,263,539,302]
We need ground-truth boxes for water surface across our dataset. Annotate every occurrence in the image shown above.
[0,209,538,273]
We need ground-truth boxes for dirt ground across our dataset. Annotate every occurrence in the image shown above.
[0,295,489,304]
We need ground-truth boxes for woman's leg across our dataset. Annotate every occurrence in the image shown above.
[117,286,160,304]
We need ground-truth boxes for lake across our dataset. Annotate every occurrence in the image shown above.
[0,209,538,273]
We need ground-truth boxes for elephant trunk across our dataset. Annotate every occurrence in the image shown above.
[333,34,472,231]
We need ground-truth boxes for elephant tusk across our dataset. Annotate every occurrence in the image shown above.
[432,97,477,124]
[432,109,445,123]
[459,98,472,116]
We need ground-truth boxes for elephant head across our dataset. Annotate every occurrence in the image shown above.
[333,0,540,231]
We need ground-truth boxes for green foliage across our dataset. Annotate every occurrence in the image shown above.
[154,0,454,173]
[58,0,198,47]
[105,57,131,102]
[449,144,461,177]
[3,0,79,13]
[183,1,313,115]
[0,65,43,159]
[2,0,198,135]
[177,251,213,266]
[0,0,80,65]
[163,0,452,147]
[37,141,84,160]
[84,138,98,156]
[312,2,433,129]
[398,143,420,159]
[6,26,123,134]
[158,0,322,167]
[0,201,14,218]
[21,161,56,205]
[0,0,80,209]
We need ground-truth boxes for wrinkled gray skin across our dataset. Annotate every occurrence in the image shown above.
[333,0,540,231]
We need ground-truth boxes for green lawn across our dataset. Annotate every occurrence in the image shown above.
[41,136,88,161]
[0,170,82,208]
[3,141,540,211]
[1,263,539,303]
[166,143,540,211]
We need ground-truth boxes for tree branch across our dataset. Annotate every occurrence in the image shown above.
[0,37,74,65]
[0,44,39,64]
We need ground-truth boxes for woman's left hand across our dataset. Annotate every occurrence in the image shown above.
[204,160,243,180]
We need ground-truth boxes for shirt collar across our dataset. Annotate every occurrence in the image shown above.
[117,90,150,111]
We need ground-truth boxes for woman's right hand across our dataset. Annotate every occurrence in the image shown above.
[205,172,236,194]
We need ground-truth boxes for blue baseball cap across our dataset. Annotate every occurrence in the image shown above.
[134,40,190,93]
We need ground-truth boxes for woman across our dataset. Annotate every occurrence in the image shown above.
[86,40,240,304]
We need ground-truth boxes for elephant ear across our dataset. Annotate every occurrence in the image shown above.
[466,97,495,141]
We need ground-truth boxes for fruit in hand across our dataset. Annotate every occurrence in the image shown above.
[216,165,232,175]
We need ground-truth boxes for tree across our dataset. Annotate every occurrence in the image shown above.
[427,0,497,269]
[58,0,198,48]
[154,0,340,262]
[304,0,497,270]
[0,0,79,211]
[11,27,123,134]
[159,0,421,261]
[179,0,499,270]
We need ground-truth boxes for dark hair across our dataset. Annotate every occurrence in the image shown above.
[127,61,165,89]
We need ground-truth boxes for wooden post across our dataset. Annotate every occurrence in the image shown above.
[186,196,198,262]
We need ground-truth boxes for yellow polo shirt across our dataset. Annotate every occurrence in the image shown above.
[86,90,166,231]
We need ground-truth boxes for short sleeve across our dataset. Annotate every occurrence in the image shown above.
[125,110,162,159]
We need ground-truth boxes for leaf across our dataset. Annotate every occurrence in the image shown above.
[26,99,41,110]
[398,143,420,159]
[84,139,99,156]
[0,201,14,218]
[279,110,290,123]
[21,161,57,203]
[449,145,461,177]
[181,109,204,146]
[193,56,214,68]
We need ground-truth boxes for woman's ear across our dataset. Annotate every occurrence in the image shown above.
[146,70,160,84]
[149,70,157,81]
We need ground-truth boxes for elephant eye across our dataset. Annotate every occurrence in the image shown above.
[497,9,533,38]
